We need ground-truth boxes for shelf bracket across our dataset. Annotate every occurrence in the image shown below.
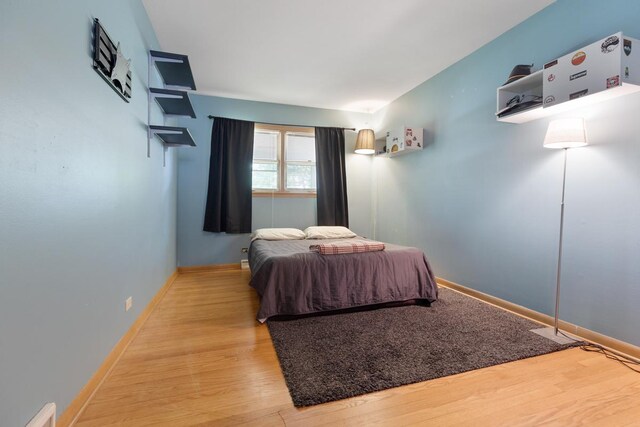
[147,52,153,158]
[163,145,167,168]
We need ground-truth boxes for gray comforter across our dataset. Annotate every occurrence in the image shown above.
[249,238,438,322]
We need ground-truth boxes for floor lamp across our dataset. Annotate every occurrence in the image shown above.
[531,118,588,345]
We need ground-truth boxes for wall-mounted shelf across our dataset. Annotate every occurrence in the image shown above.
[376,127,423,157]
[148,50,197,165]
[149,125,196,147]
[497,32,640,123]
[150,88,196,118]
[149,50,196,90]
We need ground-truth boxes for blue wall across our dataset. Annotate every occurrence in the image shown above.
[0,0,176,424]
[3,1,637,423]
[177,94,373,266]
[373,0,640,346]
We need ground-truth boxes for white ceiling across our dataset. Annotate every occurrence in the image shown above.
[142,0,554,112]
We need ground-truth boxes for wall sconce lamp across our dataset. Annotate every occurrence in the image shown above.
[355,129,375,155]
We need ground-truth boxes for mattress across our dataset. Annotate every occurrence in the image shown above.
[248,238,438,322]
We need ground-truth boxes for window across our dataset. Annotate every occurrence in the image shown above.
[252,130,279,190]
[285,133,316,191]
[252,125,316,196]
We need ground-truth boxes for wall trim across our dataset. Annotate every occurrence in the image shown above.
[437,277,640,362]
[177,263,241,273]
[57,270,179,427]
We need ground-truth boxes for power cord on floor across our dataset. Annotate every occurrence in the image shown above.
[556,330,640,374]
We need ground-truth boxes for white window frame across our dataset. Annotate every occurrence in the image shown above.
[252,124,317,197]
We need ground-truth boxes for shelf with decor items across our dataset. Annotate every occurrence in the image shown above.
[377,127,424,157]
[497,32,640,124]
[147,50,197,164]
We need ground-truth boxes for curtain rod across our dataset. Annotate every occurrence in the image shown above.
[207,115,356,131]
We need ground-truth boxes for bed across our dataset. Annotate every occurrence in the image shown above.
[248,236,438,322]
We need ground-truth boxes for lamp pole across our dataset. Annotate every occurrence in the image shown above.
[554,148,568,336]
[533,118,586,344]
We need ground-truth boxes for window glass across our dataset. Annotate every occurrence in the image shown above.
[252,127,316,193]
[286,164,316,190]
[252,162,278,190]
[253,131,278,160]
[285,133,316,191]
[285,133,316,162]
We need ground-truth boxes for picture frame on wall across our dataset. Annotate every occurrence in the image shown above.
[92,18,132,102]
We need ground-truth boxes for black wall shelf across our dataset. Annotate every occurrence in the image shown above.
[147,49,197,164]
[149,125,196,147]
[150,88,196,118]
[149,50,196,90]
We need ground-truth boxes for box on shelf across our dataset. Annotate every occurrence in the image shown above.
[385,127,423,156]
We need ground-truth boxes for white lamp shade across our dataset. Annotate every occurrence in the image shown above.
[355,129,375,154]
[543,118,588,149]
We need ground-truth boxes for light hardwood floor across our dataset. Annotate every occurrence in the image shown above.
[75,269,640,426]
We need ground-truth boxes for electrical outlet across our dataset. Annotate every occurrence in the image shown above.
[241,247,248,254]
[125,296,133,312]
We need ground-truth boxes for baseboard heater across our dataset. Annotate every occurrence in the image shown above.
[26,403,56,427]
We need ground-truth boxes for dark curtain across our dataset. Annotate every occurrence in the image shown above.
[203,117,255,233]
[314,127,349,227]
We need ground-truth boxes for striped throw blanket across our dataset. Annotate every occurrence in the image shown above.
[309,240,385,255]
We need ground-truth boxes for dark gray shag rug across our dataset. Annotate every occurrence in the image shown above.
[267,287,580,407]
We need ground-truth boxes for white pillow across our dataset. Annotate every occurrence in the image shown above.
[252,228,306,241]
[304,226,357,239]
